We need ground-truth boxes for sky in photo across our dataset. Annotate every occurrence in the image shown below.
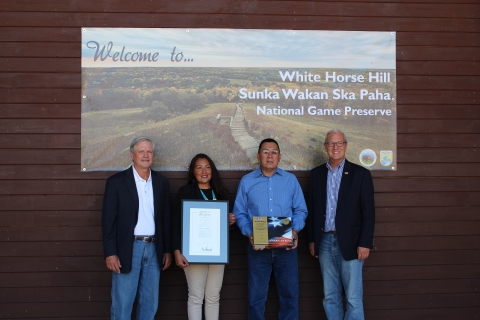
[81,28,396,69]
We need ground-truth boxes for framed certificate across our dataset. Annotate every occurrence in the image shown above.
[181,200,229,264]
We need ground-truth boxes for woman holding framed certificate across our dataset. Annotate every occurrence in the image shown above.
[173,153,235,320]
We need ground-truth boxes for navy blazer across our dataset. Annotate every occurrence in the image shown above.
[307,159,375,261]
[101,166,172,273]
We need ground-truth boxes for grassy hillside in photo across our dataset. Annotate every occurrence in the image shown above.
[81,67,396,171]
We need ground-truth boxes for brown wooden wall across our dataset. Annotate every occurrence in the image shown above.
[0,0,479,319]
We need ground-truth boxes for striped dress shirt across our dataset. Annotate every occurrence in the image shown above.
[325,159,345,232]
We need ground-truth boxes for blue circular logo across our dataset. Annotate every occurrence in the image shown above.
[359,149,377,167]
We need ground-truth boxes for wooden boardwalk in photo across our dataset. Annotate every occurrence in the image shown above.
[231,104,259,165]
[230,104,298,169]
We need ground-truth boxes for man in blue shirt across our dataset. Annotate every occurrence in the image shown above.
[307,129,375,320]
[234,138,308,320]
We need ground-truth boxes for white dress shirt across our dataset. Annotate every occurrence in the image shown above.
[132,166,155,236]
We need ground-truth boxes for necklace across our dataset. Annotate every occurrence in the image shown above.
[200,189,216,201]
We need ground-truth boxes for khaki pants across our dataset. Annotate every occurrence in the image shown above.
[183,264,225,320]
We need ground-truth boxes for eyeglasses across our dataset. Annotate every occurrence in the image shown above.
[261,149,280,155]
[324,141,347,147]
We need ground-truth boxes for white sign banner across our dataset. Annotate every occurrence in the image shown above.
[81,28,397,171]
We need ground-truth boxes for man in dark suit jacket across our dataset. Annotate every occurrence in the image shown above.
[307,129,375,320]
[102,136,172,320]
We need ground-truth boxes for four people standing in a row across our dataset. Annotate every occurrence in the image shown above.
[102,129,375,320]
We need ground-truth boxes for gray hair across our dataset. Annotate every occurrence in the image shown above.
[324,129,347,143]
[130,136,155,153]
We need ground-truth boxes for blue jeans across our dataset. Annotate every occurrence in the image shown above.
[319,233,364,320]
[247,245,299,320]
[111,240,161,320]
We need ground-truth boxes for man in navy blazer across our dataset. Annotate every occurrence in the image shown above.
[307,129,375,320]
[102,136,172,320]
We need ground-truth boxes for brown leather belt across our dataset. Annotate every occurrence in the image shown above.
[325,231,336,234]
[134,236,155,242]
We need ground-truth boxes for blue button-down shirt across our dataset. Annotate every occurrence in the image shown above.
[233,167,308,237]
[325,159,345,232]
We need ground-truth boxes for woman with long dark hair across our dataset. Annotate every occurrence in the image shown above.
[172,153,235,320]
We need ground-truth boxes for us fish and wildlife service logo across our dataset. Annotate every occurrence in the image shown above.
[359,149,377,167]
[380,150,393,166]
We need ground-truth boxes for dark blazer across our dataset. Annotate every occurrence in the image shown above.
[172,183,231,251]
[102,166,171,273]
[307,159,375,261]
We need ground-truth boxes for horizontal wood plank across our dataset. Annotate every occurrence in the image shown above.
[0,301,110,318]
[0,240,103,257]
[365,307,480,320]
[0,151,81,165]
[363,278,480,295]
[396,148,480,162]
[0,190,478,211]
[374,192,480,207]
[363,264,480,281]
[2,163,480,183]
[397,133,480,148]
[0,119,80,134]
[397,76,479,90]
[2,288,478,313]
[0,1,478,18]
[0,13,477,32]
[0,26,79,42]
[375,207,480,222]
[0,104,80,119]
[373,235,480,251]
[0,57,79,72]
[0,88,80,103]
[398,61,480,75]
[2,256,478,281]
[0,42,78,58]
[0,287,110,303]
[374,220,480,236]
[397,105,480,119]
[1,271,477,295]
[398,46,479,61]
[0,133,479,149]
[0,211,101,227]
[0,148,480,166]
[0,148,480,165]
[397,90,478,104]
[0,73,80,88]
[2,28,479,48]
[397,32,480,46]
[0,207,477,228]
[1,235,477,257]
[373,177,480,192]
[0,133,80,148]
[0,271,111,287]
[1,176,480,195]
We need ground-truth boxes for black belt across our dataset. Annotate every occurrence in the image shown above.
[325,230,336,234]
[134,235,155,242]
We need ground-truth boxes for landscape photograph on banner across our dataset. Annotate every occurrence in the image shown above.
[81,28,396,171]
